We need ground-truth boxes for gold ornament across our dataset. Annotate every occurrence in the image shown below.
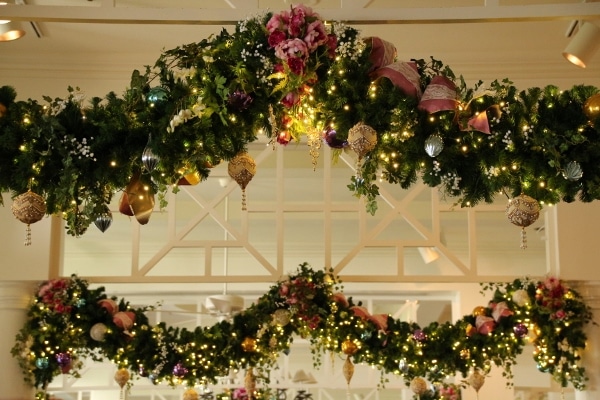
[341,339,358,356]
[584,93,600,120]
[472,306,487,317]
[177,171,201,186]
[183,388,199,400]
[228,152,256,211]
[410,377,428,396]
[122,171,155,225]
[506,194,540,249]
[0,102,6,117]
[466,324,476,337]
[347,122,377,160]
[460,349,471,359]
[114,368,130,388]
[11,189,46,246]
[342,356,354,386]
[467,369,486,393]
[241,336,257,352]
[272,309,291,327]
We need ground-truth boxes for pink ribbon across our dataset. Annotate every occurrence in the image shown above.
[367,37,422,99]
[418,75,459,113]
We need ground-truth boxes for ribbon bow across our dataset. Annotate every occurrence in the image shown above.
[366,37,422,99]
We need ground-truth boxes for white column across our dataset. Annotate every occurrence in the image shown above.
[0,282,35,400]
[573,282,600,400]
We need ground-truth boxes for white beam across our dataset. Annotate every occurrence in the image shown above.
[0,3,599,25]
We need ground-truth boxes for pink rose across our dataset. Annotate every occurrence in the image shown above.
[275,38,308,60]
[288,7,307,37]
[553,309,566,320]
[304,20,327,51]
[287,57,305,75]
[266,11,289,33]
[268,30,287,48]
[281,91,300,108]
[279,284,289,296]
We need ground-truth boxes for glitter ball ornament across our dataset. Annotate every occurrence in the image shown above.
[94,205,113,233]
[583,93,600,120]
[398,358,409,373]
[472,306,487,317]
[410,377,428,396]
[11,189,46,246]
[241,337,257,352]
[513,323,529,338]
[55,352,71,373]
[90,322,108,341]
[147,86,169,104]
[562,161,583,181]
[512,289,530,307]
[506,194,540,249]
[412,329,427,342]
[228,152,256,211]
[114,368,130,388]
[35,357,49,369]
[347,122,377,159]
[341,339,358,355]
[183,388,199,400]
[424,133,444,157]
[272,309,291,327]
[173,362,188,378]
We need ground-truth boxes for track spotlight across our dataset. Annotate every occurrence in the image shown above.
[563,22,600,68]
[418,247,440,264]
[0,20,25,41]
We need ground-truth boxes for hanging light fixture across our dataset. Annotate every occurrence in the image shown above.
[0,1,26,41]
[562,21,600,68]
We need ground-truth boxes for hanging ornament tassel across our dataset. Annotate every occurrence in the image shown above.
[244,368,256,400]
[307,128,322,171]
[11,189,46,246]
[520,228,527,250]
[228,152,256,211]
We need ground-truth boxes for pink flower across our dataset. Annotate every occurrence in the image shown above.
[275,38,309,60]
[266,11,289,33]
[277,130,291,145]
[326,34,337,58]
[268,30,287,48]
[279,284,289,296]
[304,20,327,51]
[232,388,248,400]
[553,309,566,320]
[288,6,307,37]
[281,91,300,108]
[287,57,305,75]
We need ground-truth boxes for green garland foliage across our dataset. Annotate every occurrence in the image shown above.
[0,5,598,235]
[11,263,594,399]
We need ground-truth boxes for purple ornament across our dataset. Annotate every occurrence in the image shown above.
[412,329,427,342]
[323,126,348,149]
[227,90,253,111]
[55,352,71,368]
[173,362,188,378]
[513,323,529,338]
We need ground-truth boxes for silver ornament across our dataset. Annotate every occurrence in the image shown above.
[562,161,583,181]
[424,134,444,157]
[142,135,160,172]
[94,205,113,233]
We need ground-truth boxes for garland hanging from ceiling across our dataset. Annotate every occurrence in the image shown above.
[0,4,599,237]
[11,263,594,399]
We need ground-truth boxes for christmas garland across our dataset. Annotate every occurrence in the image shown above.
[11,263,594,399]
[0,4,599,236]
